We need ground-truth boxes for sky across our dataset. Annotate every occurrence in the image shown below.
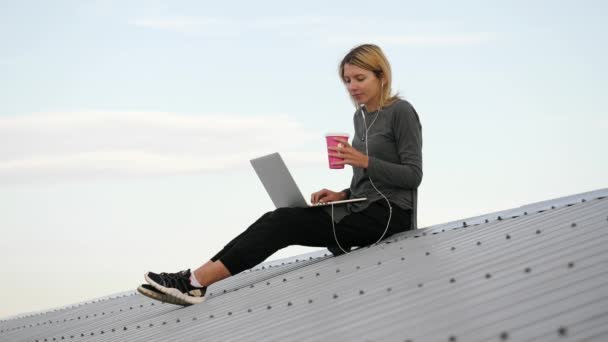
[1,0,607,319]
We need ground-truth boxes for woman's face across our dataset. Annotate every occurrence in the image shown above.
[342,63,382,110]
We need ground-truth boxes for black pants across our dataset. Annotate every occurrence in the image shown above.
[211,201,412,275]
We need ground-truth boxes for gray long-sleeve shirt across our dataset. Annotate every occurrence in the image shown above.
[322,98,423,222]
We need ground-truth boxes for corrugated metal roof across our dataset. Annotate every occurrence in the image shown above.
[2,189,608,342]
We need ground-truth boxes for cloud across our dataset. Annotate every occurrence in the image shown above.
[0,111,323,183]
[327,32,497,47]
[131,15,496,47]
[132,16,234,35]
[131,15,331,35]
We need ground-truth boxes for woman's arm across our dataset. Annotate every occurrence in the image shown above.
[366,101,423,189]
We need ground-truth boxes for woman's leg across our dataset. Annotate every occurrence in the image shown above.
[217,202,411,276]
[145,202,410,305]
[217,206,335,275]
[208,211,274,263]
[193,260,231,286]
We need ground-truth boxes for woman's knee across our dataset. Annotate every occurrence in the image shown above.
[268,207,303,221]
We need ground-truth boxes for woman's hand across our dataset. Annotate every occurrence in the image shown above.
[328,137,369,169]
[311,189,347,204]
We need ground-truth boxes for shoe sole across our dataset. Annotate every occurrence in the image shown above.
[144,273,206,305]
[136,285,191,306]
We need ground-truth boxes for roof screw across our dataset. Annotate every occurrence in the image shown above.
[536,229,541,234]
[333,294,339,299]
[223,289,227,293]
[418,283,423,288]
[316,272,320,277]
[359,290,365,295]
[581,198,586,203]
[450,278,456,283]
[356,265,361,269]
[498,216,502,221]
[336,269,340,273]
[425,252,430,256]
[451,246,456,251]
[283,278,287,282]
[308,299,313,304]
[287,302,292,306]
[568,262,575,268]
[485,273,492,279]
[558,326,568,336]
[193,317,198,320]
[477,241,482,246]
[378,261,382,265]
[401,257,405,261]
[299,276,304,279]
[176,318,181,323]
[463,222,467,227]
[485,219,489,223]
[123,327,127,331]
[500,331,509,340]
[524,211,528,215]
[524,267,532,273]
[111,328,115,332]
[551,206,556,209]
[227,312,232,316]
[506,234,511,239]
[250,284,254,288]
[449,335,457,342]
[136,325,140,329]
[387,287,392,292]
[149,323,153,327]
[571,223,577,228]
[247,308,252,313]
[209,315,214,318]
[266,282,270,285]
[267,305,272,309]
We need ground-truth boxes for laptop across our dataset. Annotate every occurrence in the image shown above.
[250,152,367,208]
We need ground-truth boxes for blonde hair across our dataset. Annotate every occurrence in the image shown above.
[339,44,399,109]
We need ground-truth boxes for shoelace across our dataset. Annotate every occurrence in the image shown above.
[158,270,191,289]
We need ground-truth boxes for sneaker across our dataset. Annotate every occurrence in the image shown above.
[144,269,206,305]
[137,284,191,306]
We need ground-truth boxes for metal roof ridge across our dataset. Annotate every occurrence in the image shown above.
[426,187,608,232]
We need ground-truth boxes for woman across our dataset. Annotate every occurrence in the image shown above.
[138,44,423,306]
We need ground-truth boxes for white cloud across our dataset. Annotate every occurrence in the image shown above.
[0,111,323,182]
[132,16,236,35]
[327,32,497,47]
[131,15,496,48]
[131,15,331,35]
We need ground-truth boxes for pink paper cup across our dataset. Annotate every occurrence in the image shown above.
[325,133,350,169]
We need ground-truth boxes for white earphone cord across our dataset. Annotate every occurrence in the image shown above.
[331,105,392,254]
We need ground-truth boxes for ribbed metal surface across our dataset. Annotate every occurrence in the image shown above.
[2,190,607,342]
